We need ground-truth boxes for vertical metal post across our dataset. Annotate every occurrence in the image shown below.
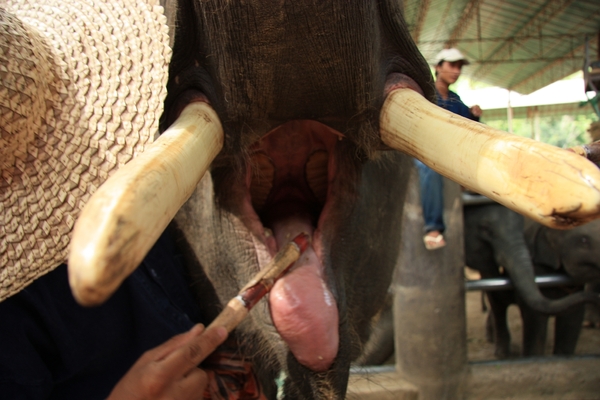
[393,167,468,399]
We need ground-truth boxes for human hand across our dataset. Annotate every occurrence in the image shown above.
[470,105,482,118]
[107,324,228,400]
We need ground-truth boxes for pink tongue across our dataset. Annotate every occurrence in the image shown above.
[268,217,339,372]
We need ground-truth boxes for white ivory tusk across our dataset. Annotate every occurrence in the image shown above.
[380,88,600,228]
[68,102,223,306]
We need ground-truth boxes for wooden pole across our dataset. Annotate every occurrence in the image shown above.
[507,90,514,134]
[392,166,468,399]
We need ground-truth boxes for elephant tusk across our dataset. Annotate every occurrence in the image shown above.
[380,88,600,229]
[68,101,223,306]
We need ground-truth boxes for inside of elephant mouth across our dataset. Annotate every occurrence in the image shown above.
[244,119,341,372]
[247,120,341,253]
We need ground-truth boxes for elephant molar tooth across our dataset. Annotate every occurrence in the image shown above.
[250,152,275,212]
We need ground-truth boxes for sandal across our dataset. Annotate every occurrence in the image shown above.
[423,231,446,250]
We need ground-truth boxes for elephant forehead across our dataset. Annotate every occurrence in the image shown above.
[183,2,384,123]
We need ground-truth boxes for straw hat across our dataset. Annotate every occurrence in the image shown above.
[0,0,171,301]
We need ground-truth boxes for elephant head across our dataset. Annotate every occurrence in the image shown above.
[526,219,600,283]
[465,203,600,318]
[4,1,600,399]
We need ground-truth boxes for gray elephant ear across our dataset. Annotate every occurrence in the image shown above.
[525,221,561,271]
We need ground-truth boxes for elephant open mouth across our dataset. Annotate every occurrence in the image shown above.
[246,120,342,371]
[237,76,424,372]
[159,89,353,372]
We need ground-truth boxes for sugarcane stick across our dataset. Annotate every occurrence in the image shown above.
[206,232,310,333]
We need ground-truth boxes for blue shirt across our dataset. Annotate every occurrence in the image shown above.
[436,89,480,122]
[0,225,205,399]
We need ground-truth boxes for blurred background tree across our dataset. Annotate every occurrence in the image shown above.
[483,114,596,148]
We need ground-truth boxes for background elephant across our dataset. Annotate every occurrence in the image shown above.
[516,218,600,355]
[464,196,600,357]
[584,282,600,328]
[356,196,600,365]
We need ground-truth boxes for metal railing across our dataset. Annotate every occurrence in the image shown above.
[465,274,583,291]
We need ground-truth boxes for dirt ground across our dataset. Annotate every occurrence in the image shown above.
[464,268,600,361]
[464,268,600,399]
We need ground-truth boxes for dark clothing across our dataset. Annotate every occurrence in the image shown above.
[416,89,480,233]
[436,89,480,122]
[0,227,204,399]
[415,158,446,233]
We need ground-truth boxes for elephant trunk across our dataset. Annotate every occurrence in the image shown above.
[496,234,600,314]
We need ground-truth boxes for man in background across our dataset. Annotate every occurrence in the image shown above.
[417,48,482,250]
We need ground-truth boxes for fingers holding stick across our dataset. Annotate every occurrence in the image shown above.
[107,324,228,400]
[161,324,229,376]
[108,233,309,400]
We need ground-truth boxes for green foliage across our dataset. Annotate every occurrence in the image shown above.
[483,114,597,148]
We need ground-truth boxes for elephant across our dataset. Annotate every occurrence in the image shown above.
[147,3,600,396]
[157,3,432,398]
[584,282,600,328]
[463,197,600,357]
[5,1,600,399]
[516,217,600,355]
[356,195,600,364]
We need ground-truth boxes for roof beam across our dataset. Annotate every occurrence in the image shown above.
[418,32,596,45]
[493,6,600,93]
[446,0,483,48]
[508,42,588,93]
[470,0,576,82]
[411,0,431,44]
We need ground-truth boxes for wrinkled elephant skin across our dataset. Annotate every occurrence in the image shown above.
[162,2,430,398]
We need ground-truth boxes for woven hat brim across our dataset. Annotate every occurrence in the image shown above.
[0,0,171,301]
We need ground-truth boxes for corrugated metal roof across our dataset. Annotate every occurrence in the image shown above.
[404,0,600,94]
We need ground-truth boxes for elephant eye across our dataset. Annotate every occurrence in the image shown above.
[579,236,591,248]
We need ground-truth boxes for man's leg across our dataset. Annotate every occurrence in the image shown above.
[415,159,446,249]
[415,160,445,233]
